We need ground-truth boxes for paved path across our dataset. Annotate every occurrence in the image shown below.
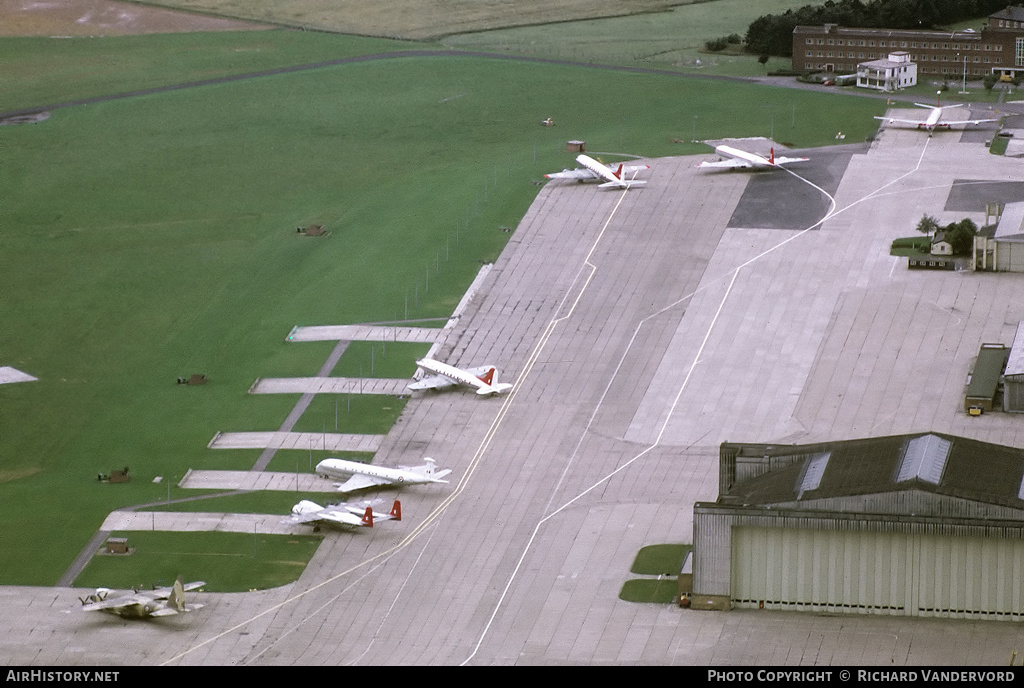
[99,511,307,536]
[285,325,446,343]
[178,470,336,492]
[208,431,384,453]
[249,377,410,395]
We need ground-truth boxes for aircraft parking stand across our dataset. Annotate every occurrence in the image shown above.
[10,123,1024,665]
[285,324,447,343]
[99,510,309,536]
[248,376,410,395]
[178,469,336,492]
[206,431,384,453]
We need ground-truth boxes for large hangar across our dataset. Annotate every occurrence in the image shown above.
[692,433,1024,620]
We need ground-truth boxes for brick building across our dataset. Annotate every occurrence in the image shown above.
[793,6,1024,79]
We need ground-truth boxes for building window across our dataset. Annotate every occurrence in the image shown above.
[1016,37,1024,67]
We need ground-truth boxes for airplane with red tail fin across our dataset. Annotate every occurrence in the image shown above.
[286,498,402,530]
[545,154,648,188]
[408,358,512,395]
[698,144,809,170]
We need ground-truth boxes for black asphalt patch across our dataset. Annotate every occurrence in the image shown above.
[945,179,1024,212]
[725,144,865,230]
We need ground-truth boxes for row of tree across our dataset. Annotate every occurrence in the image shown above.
[745,0,1018,57]
[917,215,978,255]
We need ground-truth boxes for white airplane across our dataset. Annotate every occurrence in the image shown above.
[286,498,401,530]
[408,358,513,395]
[875,102,998,134]
[698,144,808,170]
[545,154,648,188]
[316,457,452,493]
[79,576,205,619]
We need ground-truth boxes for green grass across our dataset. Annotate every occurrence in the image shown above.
[140,490,338,513]
[991,134,1011,155]
[73,531,322,592]
[619,578,680,603]
[890,236,932,256]
[630,544,690,575]
[293,394,407,435]
[264,449,374,473]
[330,341,432,378]
[442,0,828,76]
[0,30,887,586]
[0,31,428,114]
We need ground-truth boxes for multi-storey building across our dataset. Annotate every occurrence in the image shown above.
[792,6,1024,79]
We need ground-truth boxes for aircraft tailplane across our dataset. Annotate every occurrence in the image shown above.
[390,500,402,521]
[361,506,374,527]
[170,576,185,612]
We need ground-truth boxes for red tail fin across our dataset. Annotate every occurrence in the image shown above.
[477,367,496,385]
[361,506,373,527]
[615,163,623,179]
[390,500,402,521]
[769,148,775,165]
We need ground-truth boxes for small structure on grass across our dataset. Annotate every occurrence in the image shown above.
[104,537,130,555]
[296,224,327,236]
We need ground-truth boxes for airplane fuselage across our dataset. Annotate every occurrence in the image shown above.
[316,458,432,484]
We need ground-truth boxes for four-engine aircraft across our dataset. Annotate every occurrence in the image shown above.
[875,101,998,134]
[545,154,648,188]
[408,358,513,395]
[79,576,205,619]
[698,144,809,170]
[316,457,452,493]
[287,498,402,530]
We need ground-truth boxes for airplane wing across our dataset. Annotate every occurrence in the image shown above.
[408,374,457,391]
[598,179,646,189]
[334,473,391,492]
[772,155,810,165]
[301,507,366,527]
[875,115,927,125]
[697,158,752,169]
[544,168,598,180]
[148,603,203,617]
[81,593,153,612]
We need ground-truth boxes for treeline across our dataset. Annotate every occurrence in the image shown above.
[746,0,1018,57]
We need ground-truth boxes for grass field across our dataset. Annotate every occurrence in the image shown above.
[0,27,888,587]
[443,0,828,75]
[74,531,322,592]
[122,0,685,39]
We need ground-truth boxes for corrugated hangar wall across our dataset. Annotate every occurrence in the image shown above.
[730,526,1024,619]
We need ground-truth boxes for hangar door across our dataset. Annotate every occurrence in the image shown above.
[731,526,1024,619]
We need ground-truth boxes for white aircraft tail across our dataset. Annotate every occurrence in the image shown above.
[474,367,514,395]
[420,458,453,482]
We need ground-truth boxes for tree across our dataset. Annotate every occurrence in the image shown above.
[945,218,978,255]
[916,214,939,237]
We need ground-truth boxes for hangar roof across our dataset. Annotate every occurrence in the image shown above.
[721,432,1024,511]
